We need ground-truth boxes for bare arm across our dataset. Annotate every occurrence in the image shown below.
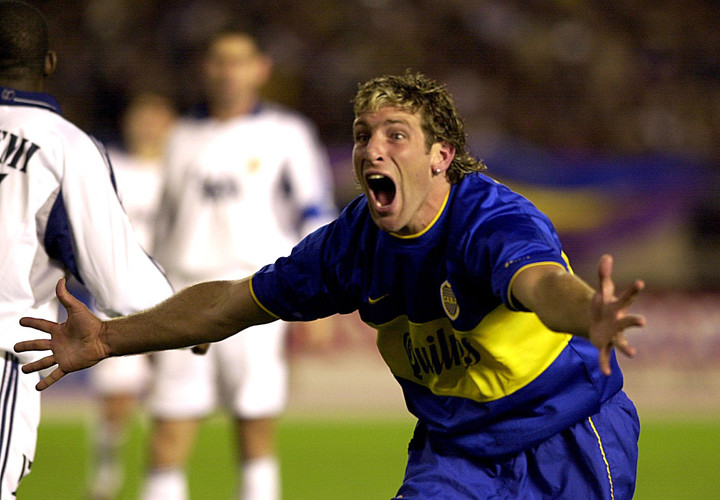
[104,277,273,355]
[511,254,645,375]
[16,277,275,390]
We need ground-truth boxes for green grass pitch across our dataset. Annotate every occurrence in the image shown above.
[16,415,720,499]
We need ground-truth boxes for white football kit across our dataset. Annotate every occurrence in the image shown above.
[106,149,164,252]
[0,87,173,495]
[88,148,165,396]
[149,104,336,418]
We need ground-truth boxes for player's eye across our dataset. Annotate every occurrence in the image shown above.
[353,132,370,144]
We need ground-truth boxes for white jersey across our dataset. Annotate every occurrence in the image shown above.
[107,148,163,250]
[0,87,174,363]
[86,151,163,397]
[153,103,336,286]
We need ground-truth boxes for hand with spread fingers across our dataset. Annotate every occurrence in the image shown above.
[16,278,107,391]
[589,254,646,376]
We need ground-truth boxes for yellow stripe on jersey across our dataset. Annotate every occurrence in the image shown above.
[506,253,574,311]
[248,275,281,319]
[589,416,615,500]
[390,189,450,239]
[506,261,567,311]
[374,305,570,403]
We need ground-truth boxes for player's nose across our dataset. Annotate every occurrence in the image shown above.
[364,134,385,164]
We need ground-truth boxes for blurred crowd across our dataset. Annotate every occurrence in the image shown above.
[39,0,719,162]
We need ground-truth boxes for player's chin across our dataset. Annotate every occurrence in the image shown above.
[369,211,403,234]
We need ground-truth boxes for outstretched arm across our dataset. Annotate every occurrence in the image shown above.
[510,254,645,375]
[16,276,275,390]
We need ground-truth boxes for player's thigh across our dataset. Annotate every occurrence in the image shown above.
[396,392,639,499]
[527,391,640,499]
[395,423,505,499]
[580,391,640,499]
[146,348,217,418]
[2,354,39,497]
[216,322,289,418]
[89,354,151,396]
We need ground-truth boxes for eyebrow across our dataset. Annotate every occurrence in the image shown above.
[353,117,411,129]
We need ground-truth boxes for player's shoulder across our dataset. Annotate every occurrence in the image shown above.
[255,102,318,131]
[455,172,536,209]
[332,195,375,236]
[1,91,108,178]
[18,106,105,158]
[54,114,99,147]
[106,147,149,174]
[9,103,77,135]
[163,116,209,147]
[172,115,207,132]
[449,173,551,232]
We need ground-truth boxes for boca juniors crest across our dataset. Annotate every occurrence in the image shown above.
[440,280,459,320]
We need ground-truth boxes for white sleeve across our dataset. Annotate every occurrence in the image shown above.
[150,125,186,261]
[60,130,173,316]
[283,119,337,236]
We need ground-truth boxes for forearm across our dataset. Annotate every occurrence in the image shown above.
[102,278,274,356]
[513,267,594,338]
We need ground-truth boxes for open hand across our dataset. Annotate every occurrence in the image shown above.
[15,278,108,391]
[589,255,646,375]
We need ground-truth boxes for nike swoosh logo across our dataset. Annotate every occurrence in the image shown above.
[367,294,389,305]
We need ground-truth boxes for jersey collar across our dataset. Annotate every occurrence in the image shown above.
[0,87,62,114]
[389,187,451,240]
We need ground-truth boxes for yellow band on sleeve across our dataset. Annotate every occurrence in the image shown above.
[507,260,567,311]
[249,275,281,319]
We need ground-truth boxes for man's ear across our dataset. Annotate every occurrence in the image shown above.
[43,51,57,77]
[431,141,456,176]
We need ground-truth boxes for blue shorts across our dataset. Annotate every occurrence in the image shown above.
[394,391,639,499]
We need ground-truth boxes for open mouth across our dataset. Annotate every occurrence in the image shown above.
[366,174,396,207]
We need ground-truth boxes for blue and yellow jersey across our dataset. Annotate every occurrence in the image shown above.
[251,172,624,457]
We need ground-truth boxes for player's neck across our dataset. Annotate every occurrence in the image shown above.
[0,75,44,93]
[129,144,164,163]
[210,97,259,121]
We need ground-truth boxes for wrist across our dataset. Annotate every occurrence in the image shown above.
[96,320,115,359]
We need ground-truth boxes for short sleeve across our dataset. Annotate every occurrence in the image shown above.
[467,212,567,311]
[251,199,368,320]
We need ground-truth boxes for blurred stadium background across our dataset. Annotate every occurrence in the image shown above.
[20,0,720,498]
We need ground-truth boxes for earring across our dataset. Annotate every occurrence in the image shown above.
[433,168,442,175]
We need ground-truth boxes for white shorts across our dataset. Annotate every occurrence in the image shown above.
[88,354,152,396]
[2,352,40,498]
[147,321,288,420]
